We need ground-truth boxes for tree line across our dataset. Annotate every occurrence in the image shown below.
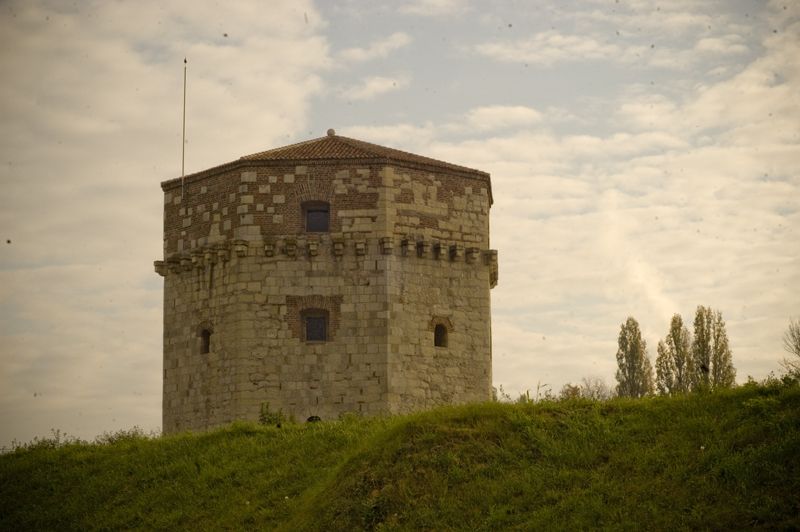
[615,305,735,398]
[508,313,798,403]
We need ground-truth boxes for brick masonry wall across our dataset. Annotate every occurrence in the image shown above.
[157,160,496,434]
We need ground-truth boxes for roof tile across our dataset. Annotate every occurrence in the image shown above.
[240,133,487,177]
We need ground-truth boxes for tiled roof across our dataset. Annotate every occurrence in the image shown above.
[240,131,488,178]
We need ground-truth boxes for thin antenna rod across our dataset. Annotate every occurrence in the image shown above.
[181,58,187,198]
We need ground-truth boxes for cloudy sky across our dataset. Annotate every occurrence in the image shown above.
[1,0,797,447]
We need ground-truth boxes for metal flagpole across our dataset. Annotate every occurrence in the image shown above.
[181,58,187,198]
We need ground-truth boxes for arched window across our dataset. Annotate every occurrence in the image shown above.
[303,201,330,232]
[200,328,212,354]
[434,324,448,347]
[302,309,328,342]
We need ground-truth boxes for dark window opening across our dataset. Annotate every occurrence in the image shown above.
[200,329,212,354]
[434,324,448,347]
[303,310,328,342]
[304,202,330,232]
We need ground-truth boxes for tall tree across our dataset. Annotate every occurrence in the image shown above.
[692,306,713,390]
[655,314,693,395]
[692,306,735,390]
[615,317,654,398]
[710,310,735,388]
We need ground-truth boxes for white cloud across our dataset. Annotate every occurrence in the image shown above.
[338,32,411,62]
[339,75,410,101]
[576,3,714,36]
[447,105,542,133]
[399,0,468,17]
[475,30,645,66]
[475,29,749,69]
[695,34,748,55]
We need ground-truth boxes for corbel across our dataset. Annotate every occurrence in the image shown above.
[166,255,181,274]
[264,238,276,257]
[214,243,229,262]
[332,234,345,257]
[354,239,367,256]
[203,247,216,266]
[283,237,297,258]
[307,239,319,257]
[400,237,411,256]
[486,249,499,288]
[379,236,393,255]
[180,253,193,271]
[233,239,249,258]
[191,249,205,270]
[449,244,463,261]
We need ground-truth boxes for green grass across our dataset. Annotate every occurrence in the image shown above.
[2,382,799,531]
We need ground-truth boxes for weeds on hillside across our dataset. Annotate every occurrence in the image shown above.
[259,402,291,427]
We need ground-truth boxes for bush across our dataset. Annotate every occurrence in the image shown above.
[258,402,289,427]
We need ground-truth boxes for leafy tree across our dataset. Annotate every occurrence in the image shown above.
[655,314,693,395]
[780,317,800,376]
[559,383,582,400]
[692,306,735,390]
[615,317,654,398]
[558,378,613,401]
[580,376,613,400]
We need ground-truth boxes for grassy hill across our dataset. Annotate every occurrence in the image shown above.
[2,381,799,530]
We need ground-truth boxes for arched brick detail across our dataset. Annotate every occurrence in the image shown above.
[286,295,343,340]
[292,178,333,205]
[428,315,454,332]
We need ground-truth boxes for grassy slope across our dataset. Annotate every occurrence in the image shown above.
[2,382,799,531]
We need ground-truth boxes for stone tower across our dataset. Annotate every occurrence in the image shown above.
[155,130,498,433]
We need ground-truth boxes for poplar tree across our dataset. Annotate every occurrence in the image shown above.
[710,310,735,388]
[692,306,735,390]
[615,317,654,398]
[692,306,713,390]
[655,314,693,395]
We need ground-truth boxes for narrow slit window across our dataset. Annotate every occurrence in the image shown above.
[434,324,448,347]
[200,329,212,354]
[304,202,330,232]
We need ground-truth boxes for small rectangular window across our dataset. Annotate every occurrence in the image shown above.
[305,204,330,232]
[434,324,448,347]
[305,316,327,341]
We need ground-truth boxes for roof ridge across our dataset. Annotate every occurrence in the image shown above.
[333,135,479,173]
[239,133,486,176]
[239,135,341,160]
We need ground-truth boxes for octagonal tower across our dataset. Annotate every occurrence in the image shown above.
[155,130,498,433]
